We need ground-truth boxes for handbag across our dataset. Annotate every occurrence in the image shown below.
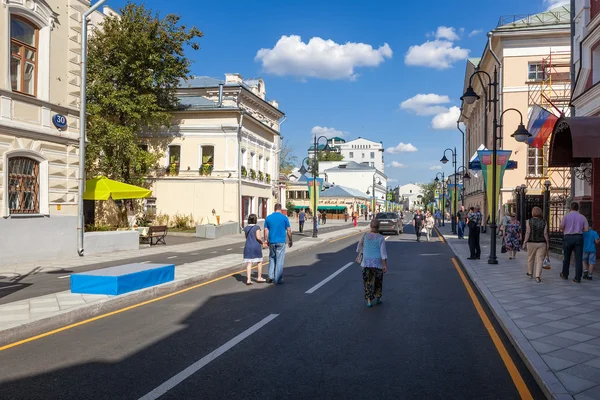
[355,234,365,264]
[543,251,551,270]
[501,245,507,253]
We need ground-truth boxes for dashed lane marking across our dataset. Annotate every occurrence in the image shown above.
[0,284,23,290]
[57,275,71,279]
[167,256,178,259]
[305,262,354,294]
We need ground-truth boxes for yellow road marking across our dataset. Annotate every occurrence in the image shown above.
[1,228,364,351]
[451,257,533,400]
[434,226,446,244]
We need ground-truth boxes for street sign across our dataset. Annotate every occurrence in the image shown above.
[52,114,68,130]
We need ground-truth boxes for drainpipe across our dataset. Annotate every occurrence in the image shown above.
[488,31,502,147]
[78,0,108,257]
[237,111,245,234]
[218,83,223,107]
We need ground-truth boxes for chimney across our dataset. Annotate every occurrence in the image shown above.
[225,73,243,84]
[218,83,223,107]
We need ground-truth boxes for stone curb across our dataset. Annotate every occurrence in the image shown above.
[0,225,366,348]
[436,227,572,400]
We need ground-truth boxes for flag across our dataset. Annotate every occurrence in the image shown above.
[307,178,324,212]
[478,150,512,217]
[527,105,559,149]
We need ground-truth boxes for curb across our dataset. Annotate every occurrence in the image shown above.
[439,229,572,400]
[0,225,366,348]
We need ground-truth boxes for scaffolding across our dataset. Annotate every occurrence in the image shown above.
[526,50,572,192]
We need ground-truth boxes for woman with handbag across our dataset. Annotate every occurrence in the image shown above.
[356,219,388,307]
[523,206,550,283]
[424,211,435,241]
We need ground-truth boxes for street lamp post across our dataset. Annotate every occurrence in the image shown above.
[441,147,458,234]
[366,176,382,218]
[299,135,330,238]
[434,172,445,227]
[461,67,531,264]
[456,166,471,206]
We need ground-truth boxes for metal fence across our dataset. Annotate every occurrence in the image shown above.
[548,189,570,253]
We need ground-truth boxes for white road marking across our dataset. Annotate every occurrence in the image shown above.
[420,253,442,256]
[138,314,279,400]
[305,262,354,294]
[226,248,233,251]
[190,253,198,256]
[0,284,23,290]
[57,275,71,279]
[167,256,178,259]
[141,261,152,264]
[384,236,391,241]
[210,251,217,254]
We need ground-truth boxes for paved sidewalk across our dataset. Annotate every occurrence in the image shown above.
[0,223,366,347]
[438,225,600,400]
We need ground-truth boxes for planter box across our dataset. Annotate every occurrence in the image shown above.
[196,222,238,239]
[85,231,139,255]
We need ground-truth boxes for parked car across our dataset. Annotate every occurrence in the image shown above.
[375,212,402,235]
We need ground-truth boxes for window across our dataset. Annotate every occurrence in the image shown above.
[527,147,544,177]
[528,63,545,81]
[201,145,214,166]
[168,145,180,167]
[138,144,149,152]
[8,157,40,214]
[349,152,354,158]
[362,153,365,159]
[10,17,38,96]
[145,197,157,220]
[370,152,375,159]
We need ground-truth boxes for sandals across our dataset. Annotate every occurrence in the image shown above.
[256,278,267,283]
[245,281,253,286]
[535,277,541,283]
[526,273,532,278]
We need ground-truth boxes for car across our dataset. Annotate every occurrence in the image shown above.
[375,212,402,235]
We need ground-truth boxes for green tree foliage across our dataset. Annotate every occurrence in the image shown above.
[279,139,298,175]
[85,3,202,185]
[317,151,344,161]
[420,181,438,207]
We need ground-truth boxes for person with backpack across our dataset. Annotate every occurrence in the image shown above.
[243,214,266,285]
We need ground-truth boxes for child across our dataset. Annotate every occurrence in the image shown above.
[243,214,266,285]
[583,221,600,280]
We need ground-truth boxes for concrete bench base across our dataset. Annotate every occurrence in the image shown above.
[70,263,175,295]
[196,222,238,239]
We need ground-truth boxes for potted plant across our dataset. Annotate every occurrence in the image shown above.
[169,162,178,176]
[241,166,248,178]
[258,171,264,182]
[200,163,213,176]
[266,173,271,183]
[249,169,257,179]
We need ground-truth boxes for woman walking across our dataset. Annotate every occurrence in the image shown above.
[243,214,266,285]
[424,211,435,241]
[504,213,522,259]
[356,219,388,307]
[523,206,550,282]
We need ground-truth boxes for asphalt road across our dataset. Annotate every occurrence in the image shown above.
[0,225,544,399]
[0,222,366,305]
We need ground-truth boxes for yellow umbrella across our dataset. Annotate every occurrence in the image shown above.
[83,176,152,200]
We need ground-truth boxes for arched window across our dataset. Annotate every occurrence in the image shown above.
[8,157,40,214]
[10,16,38,96]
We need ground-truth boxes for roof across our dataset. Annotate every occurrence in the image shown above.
[177,96,218,110]
[180,76,223,88]
[321,185,369,199]
[496,5,570,30]
[323,161,375,172]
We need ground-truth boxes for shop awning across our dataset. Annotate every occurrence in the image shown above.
[317,206,346,211]
[83,176,152,200]
[549,117,600,167]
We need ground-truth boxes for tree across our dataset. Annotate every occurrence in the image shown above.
[317,151,344,162]
[279,139,297,175]
[420,181,438,207]
[85,3,202,185]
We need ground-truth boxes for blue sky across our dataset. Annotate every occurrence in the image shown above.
[109,0,567,185]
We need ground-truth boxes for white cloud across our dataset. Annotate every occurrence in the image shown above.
[386,142,418,153]
[405,40,469,69]
[435,26,460,41]
[255,35,393,80]
[388,161,407,168]
[400,93,451,116]
[311,126,346,138]
[431,106,461,130]
[468,29,483,38]
[544,0,569,10]
[429,165,442,171]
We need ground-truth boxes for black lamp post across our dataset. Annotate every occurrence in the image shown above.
[366,176,382,218]
[299,135,330,238]
[441,147,458,234]
[434,172,445,227]
[461,67,532,264]
[456,166,471,206]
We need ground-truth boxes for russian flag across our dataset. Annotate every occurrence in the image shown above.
[527,105,559,149]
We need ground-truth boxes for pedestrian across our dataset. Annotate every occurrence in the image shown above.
[499,212,511,236]
[322,211,327,225]
[583,221,599,280]
[298,209,306,233]
[356,219,388,307]
[344,211,348,222]
[364,211,368,221]
[467,206,482,260]
[352,211,358,227]
[456,206,467,239]
[243,214,266,285]
[434,209,442,227]
[424,211,435,241]
[560,202,589,283]
[504,213,521,260]
[523,206,549,283]
[318,211,322,225]
[264,203,293,284]
[413,209,424,242]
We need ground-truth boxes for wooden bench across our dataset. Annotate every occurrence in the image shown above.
[140,225,167,246]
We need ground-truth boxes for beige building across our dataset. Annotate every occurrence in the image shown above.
[145,74,284,228]
[461,6,571,220]
[0,0,112,263]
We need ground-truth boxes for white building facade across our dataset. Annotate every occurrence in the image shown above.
[397,183,424,210]
[322,162,387,212]
[338,138,384,172]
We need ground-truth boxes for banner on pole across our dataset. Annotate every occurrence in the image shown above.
[307,178,324,212]
[478,150,512,218]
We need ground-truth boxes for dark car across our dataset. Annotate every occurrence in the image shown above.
[375,212,402,235]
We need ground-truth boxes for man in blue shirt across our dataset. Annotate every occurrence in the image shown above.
[298,209,306,233]
[264,203,293,284]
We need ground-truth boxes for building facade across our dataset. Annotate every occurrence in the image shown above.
[337,137,385,172]
[396,183,424,210]
[461,6,571,222]
[0,0,111,264]
[145,74,284,228]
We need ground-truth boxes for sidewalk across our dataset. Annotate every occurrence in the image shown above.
[0,223,366,348]
[438,225,600,400]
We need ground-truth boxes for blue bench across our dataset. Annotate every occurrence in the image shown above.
[70,263,175,295]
